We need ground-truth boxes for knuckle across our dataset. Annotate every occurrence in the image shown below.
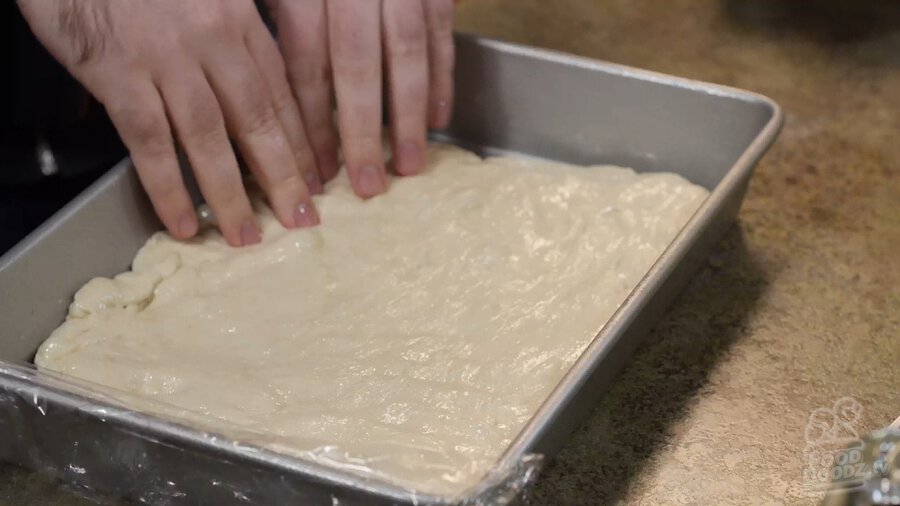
[224,78,283,140]
[238,106,280,139]
[138,135,174,161]
[270,86,297,117]
[194,8,238,39]
[106,102,175,156]
[266,170,305,194]
[183,114,224,149]
[110,103,168,140]
[178,97,225,148]
[333,61,378,86]
[390,39,427,63]
[346,132,383,152]
[291,141,313,163]
[281,132,314,168]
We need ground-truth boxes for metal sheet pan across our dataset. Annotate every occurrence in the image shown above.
[0,34,783,505]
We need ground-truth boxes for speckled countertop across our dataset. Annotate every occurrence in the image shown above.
[1,1,898,505]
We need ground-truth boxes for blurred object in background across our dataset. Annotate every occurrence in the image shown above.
[1,2,125,255]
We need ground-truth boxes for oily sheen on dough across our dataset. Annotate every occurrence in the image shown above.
[36,143,708,496]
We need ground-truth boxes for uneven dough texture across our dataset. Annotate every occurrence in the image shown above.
[36,144,708,496]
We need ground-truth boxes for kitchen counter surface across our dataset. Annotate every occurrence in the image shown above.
[2,0,898,504]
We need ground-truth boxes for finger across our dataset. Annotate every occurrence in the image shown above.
[328,0,387,198]
[103,77,198,239]
[201,43,319,230]
[244,12,325,197]
[276,0,341,182]
[383,0,429,176]
[423,0,455,129]
[157,64,259,247]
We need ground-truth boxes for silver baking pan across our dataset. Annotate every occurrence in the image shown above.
[0,34,782,505]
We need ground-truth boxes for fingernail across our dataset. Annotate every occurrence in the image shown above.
[293,201,320,228]
[177,212,198,239]
[355,165,385,198]
[304,169,323,195]
[315,152,340,180]
[241,219,261,246]
[396,141,425,176]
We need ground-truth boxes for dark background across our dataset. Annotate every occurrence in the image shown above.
[1,2,125,255]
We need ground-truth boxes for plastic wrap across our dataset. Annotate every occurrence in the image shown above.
[0,362,543,505]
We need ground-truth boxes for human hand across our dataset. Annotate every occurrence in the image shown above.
[17,0,322,246]
[268,0,455,198]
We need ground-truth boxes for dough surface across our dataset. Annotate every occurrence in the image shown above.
[36,143,708,496]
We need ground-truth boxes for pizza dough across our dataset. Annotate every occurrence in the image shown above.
[35,143,708,496]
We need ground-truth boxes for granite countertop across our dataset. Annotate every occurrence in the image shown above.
[2,0,898,505]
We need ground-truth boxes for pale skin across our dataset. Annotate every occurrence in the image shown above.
[16,0,455,247]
